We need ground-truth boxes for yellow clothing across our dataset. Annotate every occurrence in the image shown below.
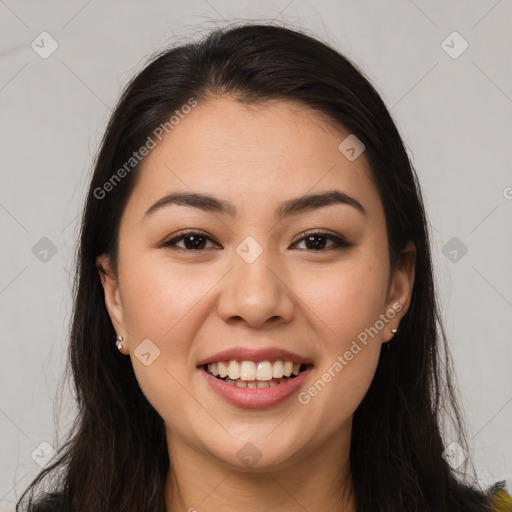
[492,487,512,511]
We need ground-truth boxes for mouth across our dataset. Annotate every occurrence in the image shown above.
[201,360,313,389]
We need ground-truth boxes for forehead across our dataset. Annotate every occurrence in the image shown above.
[123,96,383,223]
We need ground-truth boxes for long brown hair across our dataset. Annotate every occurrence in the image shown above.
[17,23,493,511]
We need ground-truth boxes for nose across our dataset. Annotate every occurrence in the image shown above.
[216,246,295,329]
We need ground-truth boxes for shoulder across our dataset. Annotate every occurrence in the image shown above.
[489,481,512,512]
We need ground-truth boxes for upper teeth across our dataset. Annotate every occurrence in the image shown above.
[206,360,302,381]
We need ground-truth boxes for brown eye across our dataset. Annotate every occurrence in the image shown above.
[162,230,352,252]
[292,231,352,251]
[162,231,221,251]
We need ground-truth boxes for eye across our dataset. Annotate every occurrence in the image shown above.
[162,230,221,251]
[291,231,352,251]
[161,230,352,252]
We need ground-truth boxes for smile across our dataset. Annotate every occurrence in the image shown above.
[200,360,313,409]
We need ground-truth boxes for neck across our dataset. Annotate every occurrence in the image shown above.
[164,424,356,512]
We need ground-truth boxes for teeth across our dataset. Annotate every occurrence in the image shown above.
[256,361,273,380]
[240,361,256,380]
[218,361,228,378]
[206,360,306,381]
[220,378,290,388]
[272,360,284,378]
[227,360,239,380]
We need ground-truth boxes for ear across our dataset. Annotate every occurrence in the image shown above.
[96,253,126,346]
[382,240,416,343]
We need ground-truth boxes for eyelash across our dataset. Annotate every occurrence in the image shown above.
[161,230,353,252]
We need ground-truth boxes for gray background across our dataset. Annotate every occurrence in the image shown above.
[1,0,511,509]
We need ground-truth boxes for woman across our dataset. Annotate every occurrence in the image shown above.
[16,23,511,512]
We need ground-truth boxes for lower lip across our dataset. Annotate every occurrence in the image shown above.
[200,367,312,409]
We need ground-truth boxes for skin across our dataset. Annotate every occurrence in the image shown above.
[97,96,416,511]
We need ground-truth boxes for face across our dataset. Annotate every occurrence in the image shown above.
[98,96,415,473]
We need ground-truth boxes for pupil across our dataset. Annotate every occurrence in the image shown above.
[305,235,326,250]
[184,235,206,250]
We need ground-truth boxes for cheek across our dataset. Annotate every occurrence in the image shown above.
[293,253,388,412]
[118,255,214,424]
[296,253,389,346]
[119,254,216,343]
[118,254,223,412]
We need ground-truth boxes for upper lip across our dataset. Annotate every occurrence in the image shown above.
[197,347,313,367]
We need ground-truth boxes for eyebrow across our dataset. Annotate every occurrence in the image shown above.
[143,189,366,220]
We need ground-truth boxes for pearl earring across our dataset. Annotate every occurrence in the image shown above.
[391,328,398,334]
[116,335,124,351]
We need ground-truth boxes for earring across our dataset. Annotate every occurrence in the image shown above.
[116,335,124,351]
[391,328,398,334]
